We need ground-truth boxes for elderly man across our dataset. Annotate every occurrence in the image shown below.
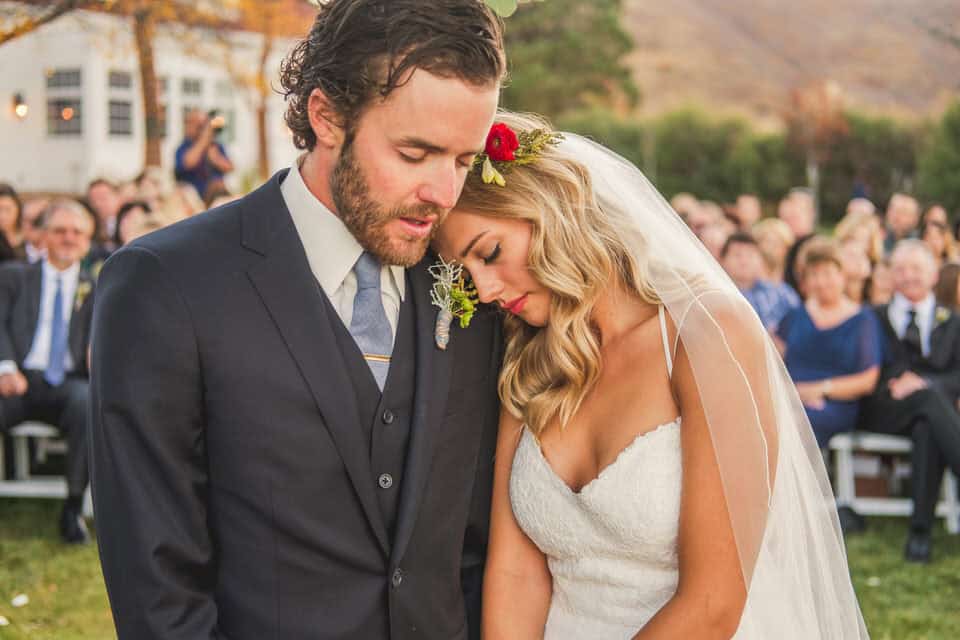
[861,239,960,562]
[0,200,96,543]
[883,193,921,255]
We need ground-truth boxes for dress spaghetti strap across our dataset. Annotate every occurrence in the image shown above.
[658,305,673,379]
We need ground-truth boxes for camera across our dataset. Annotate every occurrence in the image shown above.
[208,109,225,133]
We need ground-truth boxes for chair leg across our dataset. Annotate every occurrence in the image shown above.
[12,435,30,481]
[835,444,856,507]
[944,471,960,535]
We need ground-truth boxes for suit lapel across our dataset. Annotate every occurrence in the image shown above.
[68,271,92,368]
[25,262,42,337]
[243,173,390,556]
[391,258,454,564]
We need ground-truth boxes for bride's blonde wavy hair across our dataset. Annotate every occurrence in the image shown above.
[456,112,660,435]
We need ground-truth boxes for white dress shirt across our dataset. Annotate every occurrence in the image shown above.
[887,292,936,358]
[0,260,80,376]
[279,159,405,337]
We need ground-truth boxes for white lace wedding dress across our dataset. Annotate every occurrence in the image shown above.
[510,306,683,638]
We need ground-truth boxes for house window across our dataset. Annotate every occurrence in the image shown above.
[46,68,82,89]
[47,98,82,136]
[109,70,133,89]
[182,77,203,97]
[109,100,132,136]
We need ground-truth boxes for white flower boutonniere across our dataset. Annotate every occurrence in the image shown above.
[429,257,479,350]
[935,306,951,325]
[75,281,92,312]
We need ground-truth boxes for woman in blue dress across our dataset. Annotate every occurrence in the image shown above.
[776,237,883,447]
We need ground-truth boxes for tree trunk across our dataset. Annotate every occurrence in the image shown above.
[134,7,161,168]
[256,31,273,182]
[806,151,820,220]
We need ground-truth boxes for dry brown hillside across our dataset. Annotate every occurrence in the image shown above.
[623,0,960,125]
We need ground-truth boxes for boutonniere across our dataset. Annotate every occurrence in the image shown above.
[935,306,951,325]
[429,257,479,350]
[74,281,92,311]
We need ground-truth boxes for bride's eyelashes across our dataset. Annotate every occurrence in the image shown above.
[482,243,501,265]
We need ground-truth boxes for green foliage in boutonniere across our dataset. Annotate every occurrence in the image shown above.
[75,281,92,312]
[429,257,480,350]
[936,306,951,325]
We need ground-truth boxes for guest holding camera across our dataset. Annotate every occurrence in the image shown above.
[174,108,234,204]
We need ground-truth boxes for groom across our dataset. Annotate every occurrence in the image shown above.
[90,2,505,638]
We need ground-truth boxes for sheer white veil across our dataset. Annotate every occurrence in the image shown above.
[559,133,869,638]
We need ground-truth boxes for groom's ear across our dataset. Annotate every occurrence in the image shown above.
[307,89,346,151]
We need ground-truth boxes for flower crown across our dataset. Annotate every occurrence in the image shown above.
[472,123,564,187]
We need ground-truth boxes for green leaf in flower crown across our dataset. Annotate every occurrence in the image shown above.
[485,0,518,18]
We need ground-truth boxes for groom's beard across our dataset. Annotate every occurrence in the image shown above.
[331,142,445,267]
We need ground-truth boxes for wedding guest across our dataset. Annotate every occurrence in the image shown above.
[865,258,895,306]
[776,238,881,448]
[923,203,949,227]
[0,199,96,544]
[113,201,152,248]
[0,183,24,262]
[883,193,921,254]
[838,238,873,304]
[734,194,763,230]
[861,240,960,562]
[86,178,123,250]
[722,232,799,331]
[921,220,958,268]
[836,208,884,265]
[934,263,960,312]
[780,188,817,294]
[20,198,48,264]
[752,217,795,283]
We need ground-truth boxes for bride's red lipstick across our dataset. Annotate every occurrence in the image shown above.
[502,294,528,315]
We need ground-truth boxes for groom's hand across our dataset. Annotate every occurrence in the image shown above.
[0,371,28,397]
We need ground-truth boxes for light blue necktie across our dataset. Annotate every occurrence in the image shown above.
[45,275,67,386]
[350,252,393,391]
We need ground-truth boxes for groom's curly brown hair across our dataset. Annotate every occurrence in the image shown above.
[280,0,506,151]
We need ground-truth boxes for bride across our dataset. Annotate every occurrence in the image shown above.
[433,112,869,638]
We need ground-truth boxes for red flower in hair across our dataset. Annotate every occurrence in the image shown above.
[485,123,520,162]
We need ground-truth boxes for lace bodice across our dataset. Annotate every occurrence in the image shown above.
[510,418,682,638]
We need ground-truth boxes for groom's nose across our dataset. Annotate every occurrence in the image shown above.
[418,164,460,210]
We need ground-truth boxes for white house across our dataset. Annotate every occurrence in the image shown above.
[0,9,301,195]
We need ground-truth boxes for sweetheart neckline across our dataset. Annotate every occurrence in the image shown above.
[522,417,681,497]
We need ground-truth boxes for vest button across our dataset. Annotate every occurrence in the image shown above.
[378,473,394,489]
[382,409,395,424]
[392,568,403,588]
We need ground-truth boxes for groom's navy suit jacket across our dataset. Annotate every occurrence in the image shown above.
[90,171,502,640]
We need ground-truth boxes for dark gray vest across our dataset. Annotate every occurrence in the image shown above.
[322,278,416,536]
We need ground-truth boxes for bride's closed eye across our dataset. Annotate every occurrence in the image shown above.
[483,243,501,265]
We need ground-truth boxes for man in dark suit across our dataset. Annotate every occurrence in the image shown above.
[0,199,95,543]
[90,2,505,639]
[862,239,960,562]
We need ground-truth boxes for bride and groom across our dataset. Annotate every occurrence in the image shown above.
[89,1,868,638]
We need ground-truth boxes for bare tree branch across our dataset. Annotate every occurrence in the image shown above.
[0,0,100,46]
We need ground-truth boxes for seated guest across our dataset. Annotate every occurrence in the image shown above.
[836,207,884,266]
[883,193,921,255]
[752,217,795,283]
[112,200,152,248]
[861,240,960,562]
[722,231,799,330]
[935,262,960,312]
[780,188,817,295]
[776,238,881,449]
[0,183,24,262]
[838,237,873,304]
[20,198,49,263]
[921,220,958,268]
[0,200,96,543]
[866,258,894,306]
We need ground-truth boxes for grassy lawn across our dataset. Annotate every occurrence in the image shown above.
[1,498,959,639]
